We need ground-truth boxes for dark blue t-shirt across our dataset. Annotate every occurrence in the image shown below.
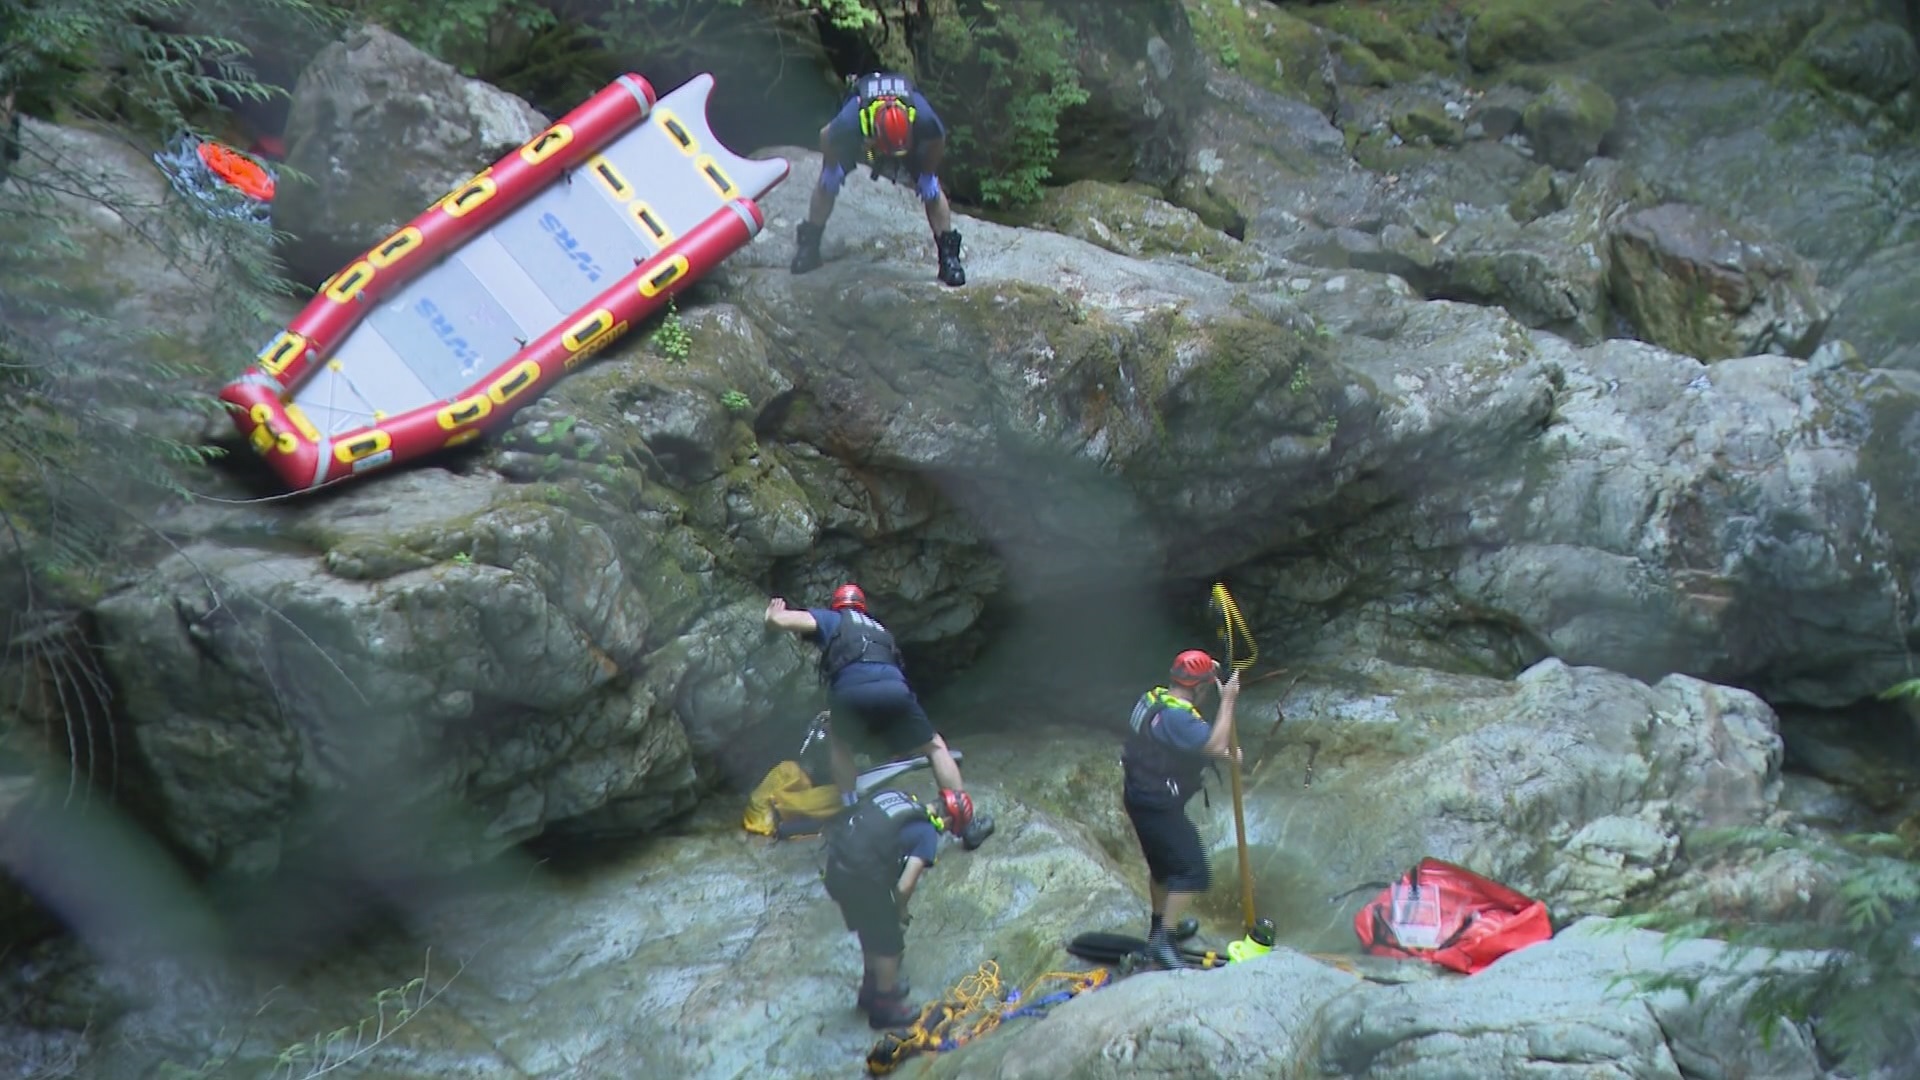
[809,608,908,691]
[1144,693,1210,752]
[897,818,939,867]
[824,87,946,170]
[1123,690,1212,807]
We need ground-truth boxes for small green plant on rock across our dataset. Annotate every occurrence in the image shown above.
[720,389,751,414]
[451,551,472,566]
[532,415,577,446]
[654,299,692,361]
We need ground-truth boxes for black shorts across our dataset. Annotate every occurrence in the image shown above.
[830,679,936,759]
[825,868,905,956]
[1124,797,1211,894]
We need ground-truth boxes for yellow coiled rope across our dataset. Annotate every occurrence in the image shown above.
[1211,582,1258,674]
[865,962,1115,1075]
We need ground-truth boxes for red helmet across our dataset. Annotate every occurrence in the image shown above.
[870,99,911,156]
[1170,650,1217,687]
[830,583,867,612]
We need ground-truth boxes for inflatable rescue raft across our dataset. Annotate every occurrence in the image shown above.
[219,73,789,491]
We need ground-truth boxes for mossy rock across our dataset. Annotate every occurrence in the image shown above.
[1014,179,1265,280]
[1329,38,1396,88]
[1295,2,1455,80]
[1181,0,1333,107]
[1521,75,1618,170]
[1350,129,1443,175]
[1789,16,1920,104]
[1391,100,1465,146]
[1507,164,1558,223]
[1462,0,1669,73]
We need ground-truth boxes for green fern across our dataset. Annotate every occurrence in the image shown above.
[1628,822,1920,1073]
[1,0,320,608]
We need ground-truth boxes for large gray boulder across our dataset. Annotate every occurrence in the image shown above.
[274,24,548,285]
[1449,339,1920,708]
[1609,201,1834,361]
[926,919,1823,1079]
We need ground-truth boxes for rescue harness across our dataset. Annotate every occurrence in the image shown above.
[819,610,905,682]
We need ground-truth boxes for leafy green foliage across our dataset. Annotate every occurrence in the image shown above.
[0,0,313,609]
[720,389,752,414]
[914,0,1088,207]
[326,0,862,115]
[1625,818,1920,1072]
[653,298,692,361]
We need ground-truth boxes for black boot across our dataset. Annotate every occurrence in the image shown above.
[791,221,824,275]
[935,229,965,287]
[857,973,908,1011]
[961,812,995,850]
[866,986,919,1030]
[1146,928,1182,971]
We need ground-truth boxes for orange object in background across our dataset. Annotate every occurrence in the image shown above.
[197,140,275,201]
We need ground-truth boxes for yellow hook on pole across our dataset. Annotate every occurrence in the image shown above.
[1211,582,1260,941]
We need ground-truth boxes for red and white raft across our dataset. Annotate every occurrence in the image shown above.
[219,73,789,491]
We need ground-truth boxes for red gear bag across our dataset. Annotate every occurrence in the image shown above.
[1352,857,1553,974]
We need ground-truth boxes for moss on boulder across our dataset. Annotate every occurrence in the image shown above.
[1463,0,1669,73]
[1522,75,1618,170]
[1014,179,1266,280]
[1392,100,1466,146]
[1181,0,1335,107]
[1296,2,1455,80]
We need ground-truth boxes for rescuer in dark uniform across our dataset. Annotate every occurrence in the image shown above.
[1122,649,1241,969]
[789,71,966,287]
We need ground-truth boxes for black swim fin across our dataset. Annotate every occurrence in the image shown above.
[1067,929,1230,970]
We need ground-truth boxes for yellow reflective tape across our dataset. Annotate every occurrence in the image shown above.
[486,360,542,405]
[562,308,616,352]
[325,260,375,304]
[437,394,493,430]
[369,226,423,268]
[564,320,627,369]
[441,175,498,218]
[520,123,574,166]
[249,424,274,454]
[695,155,736,198]
[656,110,696,154]
[638,254,691,298]
[630,201,672,246]
[587,155,632,201]
[258,331,306,377]
[333,428,392,464]
[445,429,483,448]
[283,404,321,443]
